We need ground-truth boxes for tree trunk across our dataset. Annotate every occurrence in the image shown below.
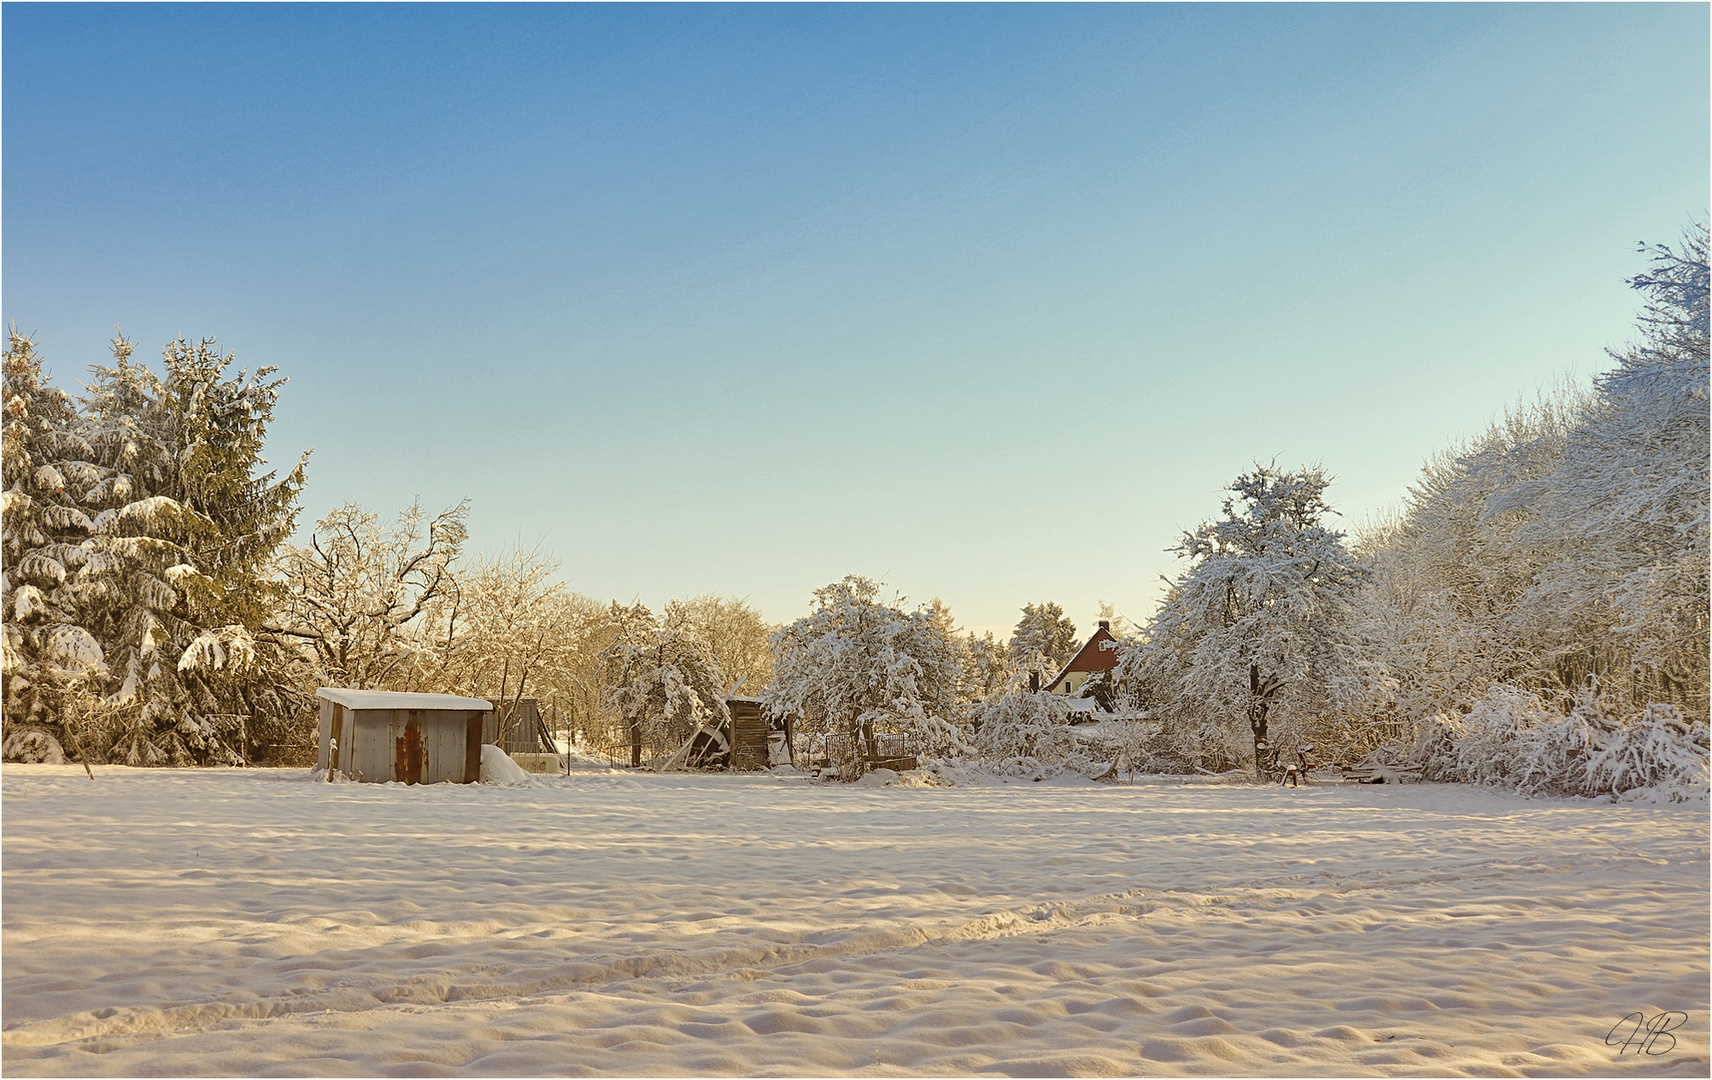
[1248,663,1271,782]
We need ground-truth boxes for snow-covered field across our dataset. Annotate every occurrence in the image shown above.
[2,765,1706,1077]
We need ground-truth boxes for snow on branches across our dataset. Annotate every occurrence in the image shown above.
[272,500,468,690]
[968,690,1078,774]
[599,601,729,768]
[2,328,309,765]
[1130,464,1369,776]
[765,576,968,777]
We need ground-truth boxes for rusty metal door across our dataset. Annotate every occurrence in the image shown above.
[394,713,425,784]
[463,714,483,783]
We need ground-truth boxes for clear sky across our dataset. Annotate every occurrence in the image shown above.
[4,3,1707,638]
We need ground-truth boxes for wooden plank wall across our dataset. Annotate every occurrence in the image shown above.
[727,700,770,770]
[483,698,542,754]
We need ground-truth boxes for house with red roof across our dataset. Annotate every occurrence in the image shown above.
[1042,620,1120,701]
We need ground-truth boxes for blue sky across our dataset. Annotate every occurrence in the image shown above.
[5,3,1707,637]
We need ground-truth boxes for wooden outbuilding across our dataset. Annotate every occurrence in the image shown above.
[316,689,493,784]
[724,696,779,770]
[657,697,792,771]
[484,697,549,754]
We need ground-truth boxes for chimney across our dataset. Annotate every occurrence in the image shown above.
[1098,620,1110,632]
[1029,671,1040,693]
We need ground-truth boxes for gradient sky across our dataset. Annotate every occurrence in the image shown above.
[5,3,1707,637]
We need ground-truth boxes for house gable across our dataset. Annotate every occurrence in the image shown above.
[1043,621,1120,697]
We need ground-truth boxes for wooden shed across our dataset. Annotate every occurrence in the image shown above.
[316,689,493,784]
[483,697,548,754]
[724,697,771,770]
[726,696,794,769]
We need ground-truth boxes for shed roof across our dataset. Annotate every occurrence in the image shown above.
[316,688,493,711]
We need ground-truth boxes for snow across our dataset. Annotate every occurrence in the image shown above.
[2,765,1706,1077]
[478,743,532,785]
[313,688,493,711]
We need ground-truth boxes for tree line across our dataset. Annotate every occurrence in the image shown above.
[1111,225,1709,799]
[0,328,1083,767]
[4,226,1706,799]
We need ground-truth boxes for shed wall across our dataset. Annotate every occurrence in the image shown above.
[325,707,488,784]
[483,698,542,754]
[728,700,770,770]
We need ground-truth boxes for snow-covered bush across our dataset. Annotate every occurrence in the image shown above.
[1585,704,1710,804]
[1,727,67,764]
[970,691,1076,763]
[1400,682,1708,803]
[1123,719,1244,776]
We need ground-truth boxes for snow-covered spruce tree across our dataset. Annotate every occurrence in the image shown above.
[958,629,1015,703]
[598,601,729,768]
[1134,465,1369,778]
[924,597,1011,705]
[272,499,467,691]
[764,576,967,777]
[1,327,107,758]
[75,333,309,764]
[1007,602,1079,688]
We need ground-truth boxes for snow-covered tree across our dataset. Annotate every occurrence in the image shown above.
[1346,386,1587,744]
[958,629,1015,703]
[969,690,1077,765]
[272,499,468,690]
[665,594,775,695]
[1337,226,1709,799]
[1131,465,1369,777]
[921,597,1012,703]
[1007,602,1079,687]
[2,327,105,749]
[764,576,967,776]
[1352,223,1708,725]
[420,543,574,745]
[1517,224,1710,721]
[598,601,729,767]
[3,330,309,765]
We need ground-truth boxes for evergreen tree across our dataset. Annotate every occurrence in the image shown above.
[2,327,106,753]
[1007,602,1079,685]
[959,629,1014,702]
[75,334,308,764]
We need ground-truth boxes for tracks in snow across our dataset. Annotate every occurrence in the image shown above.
[0,853,1588,1052]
